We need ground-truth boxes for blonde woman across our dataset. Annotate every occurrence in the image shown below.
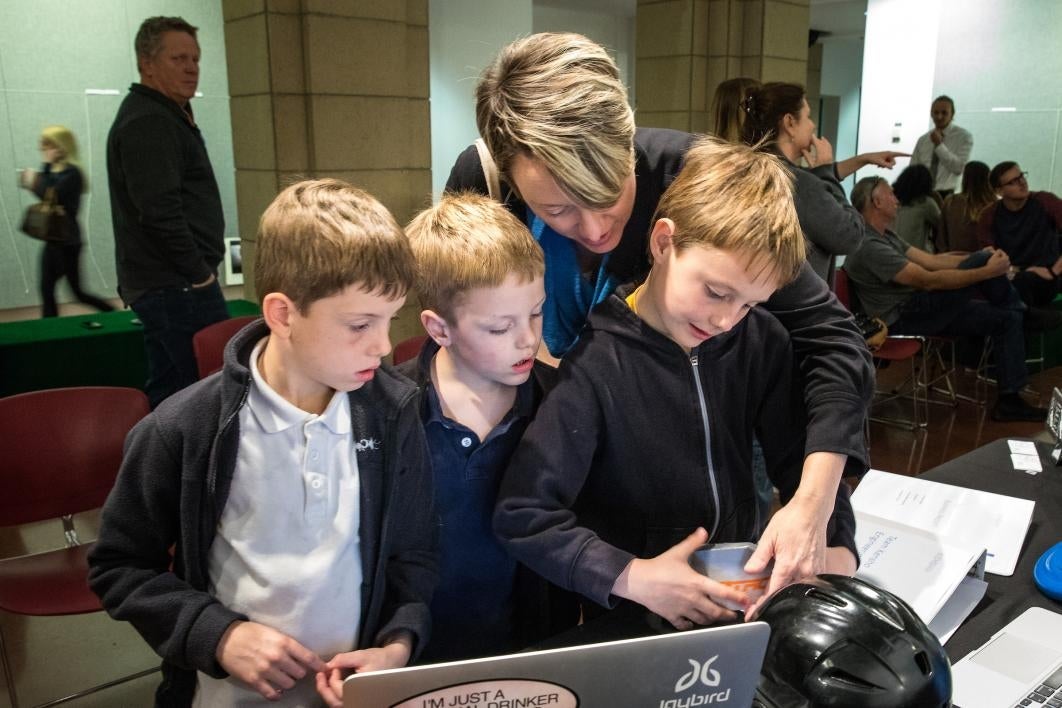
[447,33,873,614]
[18,125,113,317]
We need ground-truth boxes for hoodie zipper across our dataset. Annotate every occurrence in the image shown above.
[690,353,722,540]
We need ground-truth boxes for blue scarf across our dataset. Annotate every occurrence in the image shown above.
[529,212,619,357]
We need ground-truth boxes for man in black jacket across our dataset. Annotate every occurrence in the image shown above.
[107,16,229,408]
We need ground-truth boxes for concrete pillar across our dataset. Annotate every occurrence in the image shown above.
[222,0,430,311]
[635,0,810,133]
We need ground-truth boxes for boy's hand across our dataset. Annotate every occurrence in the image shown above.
[744,496,828,616]
[315,634,413,707]
[612,528,747,630]
[216,620,326,700]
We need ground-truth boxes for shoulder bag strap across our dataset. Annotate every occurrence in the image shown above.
[474,138,502,202]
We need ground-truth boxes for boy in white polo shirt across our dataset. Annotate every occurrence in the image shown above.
[89,179,436,707]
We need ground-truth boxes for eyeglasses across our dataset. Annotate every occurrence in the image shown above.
[1000,171,1028,188]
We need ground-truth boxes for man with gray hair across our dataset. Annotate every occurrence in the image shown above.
[844,175,1045,421]
[107,16,228,408]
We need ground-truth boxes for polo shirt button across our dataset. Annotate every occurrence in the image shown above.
[460,437,473,448]
[311,478,323,489]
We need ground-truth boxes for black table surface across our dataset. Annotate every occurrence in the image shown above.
[537,437,1062,661]
[920,436,1062,661]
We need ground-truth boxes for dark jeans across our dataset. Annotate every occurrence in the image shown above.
[130,280,229,408]
[891,252,1026,394]
[40,242,115,318]
[1012,270,1061,309]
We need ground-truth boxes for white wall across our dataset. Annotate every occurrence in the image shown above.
[0,0,237,311]
[428,0,533,200]
[857,0,942,184]
[533,1,636,100]
[858,0,1062,193]
[820,37,865,193]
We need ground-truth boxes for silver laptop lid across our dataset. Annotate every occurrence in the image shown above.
[344,621,769,708]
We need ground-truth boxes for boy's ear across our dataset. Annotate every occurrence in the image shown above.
[261,292,297,339]
[649,218,676,261]
[420,310,452,347]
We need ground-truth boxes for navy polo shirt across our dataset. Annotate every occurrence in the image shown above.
[415,350,536,663]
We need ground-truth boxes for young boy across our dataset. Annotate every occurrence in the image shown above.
[494,138,859,630]
[400,193,565,661]
[88,179,436,707]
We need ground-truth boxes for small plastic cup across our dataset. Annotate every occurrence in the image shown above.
[688,542,772,611]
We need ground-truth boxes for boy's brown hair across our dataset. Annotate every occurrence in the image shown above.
[653,136,805,286]
[405,193,544,321]
[255,178,415,310]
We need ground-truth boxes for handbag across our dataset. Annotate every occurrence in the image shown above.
[854,312,888,351]
[20,187,67,242]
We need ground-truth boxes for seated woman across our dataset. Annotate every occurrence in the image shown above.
[940,161,994,253]
[893,164,942,252]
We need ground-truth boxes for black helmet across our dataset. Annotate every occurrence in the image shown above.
[751,574,951,708]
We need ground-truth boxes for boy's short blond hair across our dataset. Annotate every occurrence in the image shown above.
[476,32,635,210]
[405,193,544,321]
[255,179,415,310]
[654,137,805,286]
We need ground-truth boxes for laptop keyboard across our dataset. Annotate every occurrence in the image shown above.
[1018,665,1062,706]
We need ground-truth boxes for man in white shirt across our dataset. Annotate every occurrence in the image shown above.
[910,95,973,198]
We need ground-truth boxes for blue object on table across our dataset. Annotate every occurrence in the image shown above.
[1033,541,1062,601]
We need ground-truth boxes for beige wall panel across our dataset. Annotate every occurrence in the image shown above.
[692,0,710,56]
[305,15,411,96]
[408,25,429,99]
[240,238,258,301]
[267,0,301,12]
[304,0,409,22]
[707,57,729,97]
[318,168,432,225]
[740,56,762,79]
[635,110,691,132]
[691,110,710,134]
[235,169,279,243]
[267,12,305,94]
[741,0,763,58]
[763,0,809,61]
[761,56,807,83]
[387,300,427,363]
[636,56,693,112]
[406,0,428,26]
[223,0,264,21]
[636,0,695,58]
[691,56,708,112]
[273,95,310,172]
[224,14,271,96]
[707,0,732,56]
[230,94,277,171]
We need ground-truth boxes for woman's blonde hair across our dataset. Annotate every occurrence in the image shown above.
[476,32,635,209]
[653,136,805,286]
[40,125,86,192]
[405,192,544,321]
[711,77,761,143]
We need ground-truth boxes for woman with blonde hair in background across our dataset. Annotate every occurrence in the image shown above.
[18,125,114,317]
[939,161,994,253]
[711,77,760,143]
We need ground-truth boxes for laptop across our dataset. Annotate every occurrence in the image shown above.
[951,607,1062,707]
[344,622,769,707]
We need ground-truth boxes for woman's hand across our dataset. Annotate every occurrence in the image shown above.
[802,136,834,168]
[18,168,38,190]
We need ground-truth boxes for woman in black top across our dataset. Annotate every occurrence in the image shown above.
[19,125,113,318]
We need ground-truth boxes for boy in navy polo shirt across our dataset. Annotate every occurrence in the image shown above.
[89,179,436,707]
[401,193,561,661]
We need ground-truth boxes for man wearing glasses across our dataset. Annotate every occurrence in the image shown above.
[979,163,1062,311]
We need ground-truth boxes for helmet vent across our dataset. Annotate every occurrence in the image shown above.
[821,667,882,691]
[914,651,932,676]
[804,587,846,607]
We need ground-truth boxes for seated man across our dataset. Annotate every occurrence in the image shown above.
[978,161,1062,313]
[845,176,1045,422]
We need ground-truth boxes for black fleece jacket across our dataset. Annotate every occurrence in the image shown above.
[107,83,224,302]
[494,292,858,610]
[446,127,873,477]
[88,320,437,707]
